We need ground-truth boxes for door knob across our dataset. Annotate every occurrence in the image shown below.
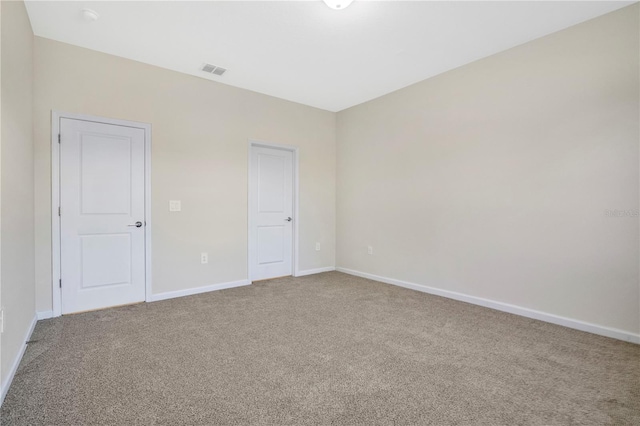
[128,221,143,228]
[285,217,292,222]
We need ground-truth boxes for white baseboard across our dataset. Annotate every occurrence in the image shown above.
[1,314,38,406]
[296,266,336,277]
[150,279,251,302]
[336,267,640,344]
[36,311,53,320]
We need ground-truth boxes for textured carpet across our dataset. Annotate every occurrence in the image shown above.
[2,272,639,425]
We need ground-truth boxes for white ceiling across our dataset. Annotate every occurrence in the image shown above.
[25,1,633,112]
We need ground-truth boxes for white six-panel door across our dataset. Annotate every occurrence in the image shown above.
[60,118,146,314]
[249,146,294,281]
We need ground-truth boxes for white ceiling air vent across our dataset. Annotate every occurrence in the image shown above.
[201,63,227,76]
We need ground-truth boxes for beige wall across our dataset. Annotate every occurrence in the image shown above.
[34,37,336,312]
[1,0,35,388]
[336,5,640,334]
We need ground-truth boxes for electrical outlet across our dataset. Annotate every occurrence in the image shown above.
[315,242,321,251]
[169,200,181,212]
[201,252,208,264]
[367,246,373,255]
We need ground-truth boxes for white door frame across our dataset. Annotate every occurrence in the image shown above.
[51,111,152,317]
[248,139,300,281]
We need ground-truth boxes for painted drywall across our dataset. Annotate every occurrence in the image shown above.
[34,37,336,312]
[1,0,35,390]
[337,5,640,335]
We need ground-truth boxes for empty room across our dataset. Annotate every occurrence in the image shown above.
[1,0,639,424]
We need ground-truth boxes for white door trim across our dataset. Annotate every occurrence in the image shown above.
[51,111,152,317]
[248,139,300,281]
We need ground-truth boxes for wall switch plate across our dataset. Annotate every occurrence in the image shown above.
[201,252,208,264]
[169,200,181,212]
[367,246,373,255]
[316,242,321,251]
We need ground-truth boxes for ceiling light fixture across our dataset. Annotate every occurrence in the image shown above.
[322,0,354,10]
[81,9,100,22]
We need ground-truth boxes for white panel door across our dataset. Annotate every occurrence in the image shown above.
[250,146,294,280]
[60,118,146,314]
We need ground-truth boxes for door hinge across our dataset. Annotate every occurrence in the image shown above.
[58,206,61,216]
[59,279,62,288]
[58,133,61,144]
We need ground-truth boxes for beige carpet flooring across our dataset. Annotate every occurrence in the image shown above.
[1,272,639,425]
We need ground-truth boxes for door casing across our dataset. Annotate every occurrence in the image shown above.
[51,111,152,317]
[248,140,300,281]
